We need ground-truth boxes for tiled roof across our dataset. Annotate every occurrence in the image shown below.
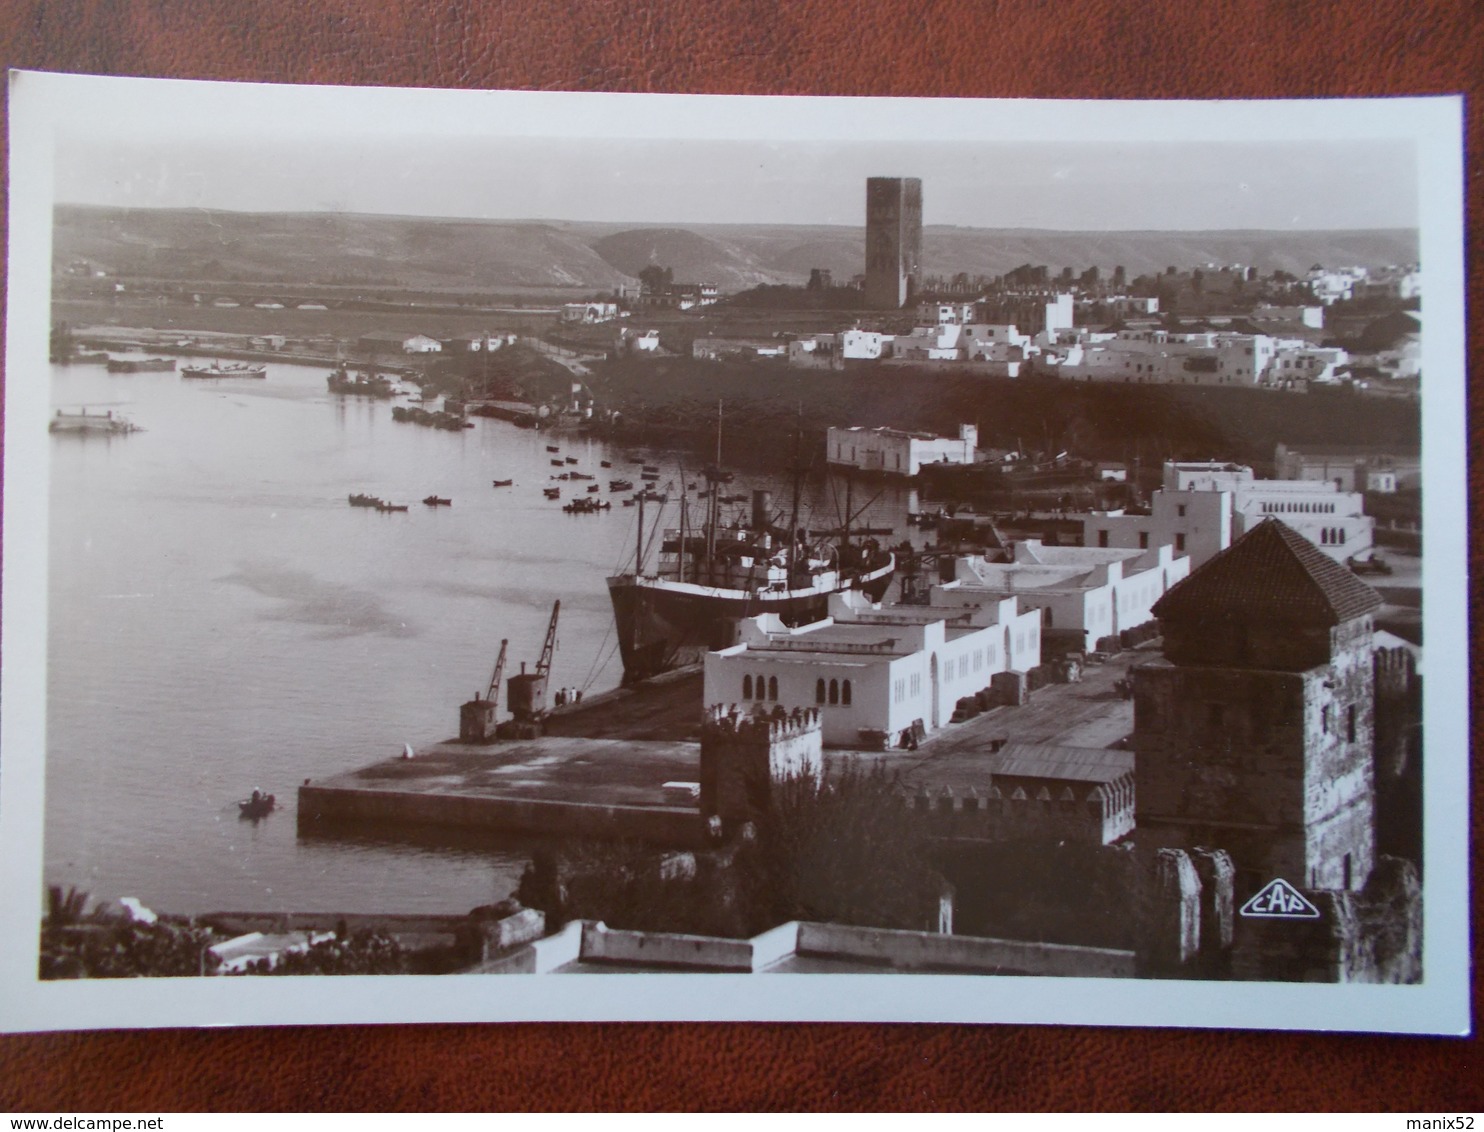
[1152,518,1383,626]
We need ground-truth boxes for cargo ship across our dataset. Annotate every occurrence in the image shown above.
[606,479,895,683]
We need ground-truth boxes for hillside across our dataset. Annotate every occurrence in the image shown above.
[54,205,1418,295]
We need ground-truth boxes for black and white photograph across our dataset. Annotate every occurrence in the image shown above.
[0,74,1468,1033]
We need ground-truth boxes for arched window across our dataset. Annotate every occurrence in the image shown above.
[742,674,752,699]
[815,679,826,704]
[842,680,852,706]
[828,679,839,705]
[768,676,778,701]
[756,675,767,700]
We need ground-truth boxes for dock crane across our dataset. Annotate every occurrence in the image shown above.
[486,638,509,703]
[459,638,508,745]
[505,600,560,738]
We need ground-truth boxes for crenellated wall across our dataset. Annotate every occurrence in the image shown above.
[698,704,823,824]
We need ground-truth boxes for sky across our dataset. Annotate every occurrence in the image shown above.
[55,133,1417,233]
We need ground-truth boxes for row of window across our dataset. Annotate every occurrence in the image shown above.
[741,674,778,702]
[1318,527,1350,545]
[742,674,856,706]
[1260,500,1338,514]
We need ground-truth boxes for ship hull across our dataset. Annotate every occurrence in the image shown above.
[606,561,895,683]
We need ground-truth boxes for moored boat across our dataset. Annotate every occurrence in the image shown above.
[328,363,397,398]
[607,488,895,681]
[181,360,267,379]
[107,357,176,373]
[49,409,140,435]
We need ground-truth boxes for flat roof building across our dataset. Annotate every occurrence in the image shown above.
[931,541,1190,656]
[704,589,1041,747]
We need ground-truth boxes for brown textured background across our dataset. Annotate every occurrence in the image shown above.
[1,0,1481,1112]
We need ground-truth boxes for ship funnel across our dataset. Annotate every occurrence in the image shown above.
[751,490,773,530]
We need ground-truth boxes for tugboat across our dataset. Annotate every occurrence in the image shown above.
[605,407,894,683]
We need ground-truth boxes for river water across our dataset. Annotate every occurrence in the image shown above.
[44,359,919,916]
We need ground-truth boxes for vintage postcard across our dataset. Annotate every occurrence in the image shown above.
[0,72,1468,1033]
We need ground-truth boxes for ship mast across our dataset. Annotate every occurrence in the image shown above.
[706,399,722,564]
[635,491,645,577]
[786,404,803,586]
[677,465,688,584]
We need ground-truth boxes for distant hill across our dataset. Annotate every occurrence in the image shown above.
[54,205,1418,295]
[587,227,783,293]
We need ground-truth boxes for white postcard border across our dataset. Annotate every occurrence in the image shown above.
[1,72,1469,1034]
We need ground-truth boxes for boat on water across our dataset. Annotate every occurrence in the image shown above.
[607,482,895,682]
[376,501,410,513]
[423,495,452,507]
[606,406,896,684]
[348,493,382,507]
[49,409,140,435]
[546,445,561,453]
[238,789,276,820]
[543,487,562,500]
[181,360,268,379]
[564,497,611,514]
[492,479,514,488]
[106,356,176,373]
[328,363,397,398]
[609,479,634,492]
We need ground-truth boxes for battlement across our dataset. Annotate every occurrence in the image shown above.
[701,704,822,744]
[699,704,824,827]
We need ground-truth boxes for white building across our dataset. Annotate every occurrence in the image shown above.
[1135,461,1374,565]
[402,334,444,354]
[890,322,1031,375]
[827,423,978,476]
[931,542,1191,654]
[1274,444,1420,493]
[839,329,893,360]
[704,590,1042,746]
[1083,485,1234,570]
[1270,342,1350,386]
[1057,329,1277,386]
[1249,304,1325,330]
[1305,266,1370,305]
[561,302,620,324]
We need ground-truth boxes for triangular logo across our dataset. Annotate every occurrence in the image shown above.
[1240,878,1321,919]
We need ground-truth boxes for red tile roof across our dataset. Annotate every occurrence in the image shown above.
[1152,518,1383,626]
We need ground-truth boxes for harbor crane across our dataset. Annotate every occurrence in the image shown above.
[459,637,508,745]
[486,638,509,703]
[505,600,560,737]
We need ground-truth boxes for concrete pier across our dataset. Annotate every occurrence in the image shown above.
[299,735,707,846]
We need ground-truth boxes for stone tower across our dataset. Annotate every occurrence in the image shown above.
[1133,518,1383,895]
[864,177,922,310]
[699,705,823,827]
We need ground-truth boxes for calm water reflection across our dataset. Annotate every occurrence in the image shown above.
[44,359,918,915]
